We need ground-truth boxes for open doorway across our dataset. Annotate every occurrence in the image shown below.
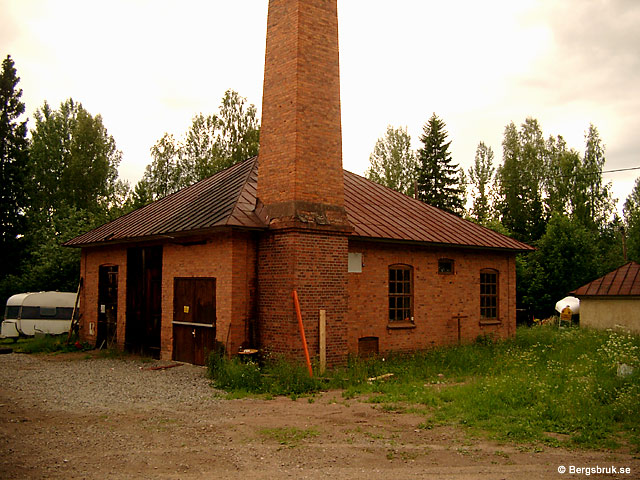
[125,246,162,358]
[97,265,118,349]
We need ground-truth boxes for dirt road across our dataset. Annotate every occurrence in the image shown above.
[0,352,637,479]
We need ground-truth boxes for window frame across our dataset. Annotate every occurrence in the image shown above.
[480,268,499,320]
[388,264,414,324]
[438,258,455,275]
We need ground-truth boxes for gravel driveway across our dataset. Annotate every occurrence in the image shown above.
[0,352,217,414]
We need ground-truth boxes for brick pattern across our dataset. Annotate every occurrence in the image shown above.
[258,229,348,366]
[257,0,344,209]
[255,0,350,366]
[80,234,517,363]
[161,232,258,360]
[78,246,127,349]
[347,241,517,354]
[79,231,258,360]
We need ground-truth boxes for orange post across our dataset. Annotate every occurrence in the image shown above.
[293,290,313,377]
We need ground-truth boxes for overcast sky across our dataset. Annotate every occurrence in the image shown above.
[3,0,639,212]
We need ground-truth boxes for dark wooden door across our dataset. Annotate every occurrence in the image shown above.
[97,265,118,348]
[173,278,216,365]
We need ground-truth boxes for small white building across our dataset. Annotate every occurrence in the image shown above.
[572,262,640,334]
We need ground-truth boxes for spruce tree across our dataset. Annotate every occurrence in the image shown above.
[0,55,29,280]
[416,113,464,215]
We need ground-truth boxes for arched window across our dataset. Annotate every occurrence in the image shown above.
[389,264,413,323]
[480,269,499,319]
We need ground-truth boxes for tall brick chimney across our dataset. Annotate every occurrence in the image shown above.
[257,0,349,366]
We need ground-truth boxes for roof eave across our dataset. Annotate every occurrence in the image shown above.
[573,294,640,300]
[64,224,267,249]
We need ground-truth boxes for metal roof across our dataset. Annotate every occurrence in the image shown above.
[344,170,532,251]
[64,157,263,247]
[572,262,640,297]
[66,157,533,252]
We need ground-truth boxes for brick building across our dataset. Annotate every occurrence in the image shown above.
[66,0,532,365]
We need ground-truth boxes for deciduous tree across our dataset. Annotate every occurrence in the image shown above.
[137,89,260,203]
[518,214,600,317]
[28,98,123,222]
[365,125,417,196]
[496,118,546,242]
[624,177,640,262]
[10,98,127,299]
[467,142,495,224]
[578,124,614,228]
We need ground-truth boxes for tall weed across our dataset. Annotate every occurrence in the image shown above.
[207,326,639,450]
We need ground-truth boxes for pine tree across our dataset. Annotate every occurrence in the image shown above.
[416,113,464,215]
[0,55,29,279]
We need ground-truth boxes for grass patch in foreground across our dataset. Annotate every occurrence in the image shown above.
[208,353,325,398]
[259,426,320,447]
[208,326,640,450]
[1,334,92,354]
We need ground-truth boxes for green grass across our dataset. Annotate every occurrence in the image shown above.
[207,352,324,398]
[0,334,91,354]
[259,426,320,447]
[208,326,640,451]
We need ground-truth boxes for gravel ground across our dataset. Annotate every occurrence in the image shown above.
[0,353,218,414]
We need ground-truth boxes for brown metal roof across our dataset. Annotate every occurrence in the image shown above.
[64,157,264,247]
[572,262,640,297]
[66,157,533,252]
[344,170,533,251]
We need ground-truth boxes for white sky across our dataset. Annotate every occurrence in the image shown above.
[3,0,640,212]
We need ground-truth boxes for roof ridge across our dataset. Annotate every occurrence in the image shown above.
[225,156,259,225]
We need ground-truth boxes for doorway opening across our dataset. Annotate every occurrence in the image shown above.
[125,246,162,358]
[97,265,118,349]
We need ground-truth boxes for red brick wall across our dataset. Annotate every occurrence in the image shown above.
[79,246,127,349]
[258,229,348,366]
[347,240,517,354]
[80,231,258,361]
[80,233,517,363]
[162,231,257,360]
[258,0,344,209]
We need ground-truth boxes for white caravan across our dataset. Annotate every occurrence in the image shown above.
[1,292,78,338]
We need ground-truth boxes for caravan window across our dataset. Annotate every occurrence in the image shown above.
[21,306,40,319]
[40,306,57,317]
[4,306,20,320]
